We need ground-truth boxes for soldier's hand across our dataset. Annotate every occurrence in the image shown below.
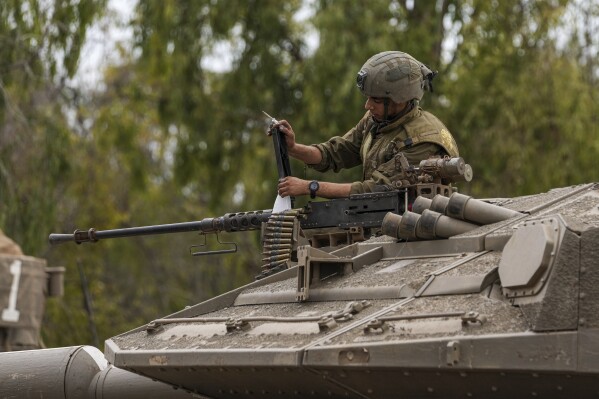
[269,120,296,150]
[277,176,308,197]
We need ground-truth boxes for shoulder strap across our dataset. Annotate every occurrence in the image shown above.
[400,111,459,157]
[361,132,373,162]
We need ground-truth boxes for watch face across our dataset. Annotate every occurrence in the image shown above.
[309,181,319,198]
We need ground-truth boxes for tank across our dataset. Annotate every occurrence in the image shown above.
[2,180,599,399]
[0,229,65,352]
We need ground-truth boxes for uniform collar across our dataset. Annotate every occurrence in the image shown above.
[369,106,421,135]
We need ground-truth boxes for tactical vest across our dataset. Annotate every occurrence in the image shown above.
[360,109,459,163]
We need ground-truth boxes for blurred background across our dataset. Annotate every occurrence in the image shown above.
[0,0,597,347]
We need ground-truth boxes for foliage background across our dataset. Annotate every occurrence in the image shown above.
[0,0,597,347]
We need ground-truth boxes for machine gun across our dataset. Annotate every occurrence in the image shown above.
[49,155,472,279]
[49,190,407,278]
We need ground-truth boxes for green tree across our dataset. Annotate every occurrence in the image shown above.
[0,0,107,252]
[0,0,109,347]
[438,0,598,196]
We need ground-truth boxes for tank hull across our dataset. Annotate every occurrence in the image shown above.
[105,323,599,398]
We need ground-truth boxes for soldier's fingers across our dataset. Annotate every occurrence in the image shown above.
[276,120,292,131]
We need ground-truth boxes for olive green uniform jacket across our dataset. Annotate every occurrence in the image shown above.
[309,107,459,194]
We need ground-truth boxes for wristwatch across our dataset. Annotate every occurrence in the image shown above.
[309,180,320,199]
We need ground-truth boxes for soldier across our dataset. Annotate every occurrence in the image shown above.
[275,51,459,199]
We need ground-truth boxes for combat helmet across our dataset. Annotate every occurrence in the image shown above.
[356,51,436,103]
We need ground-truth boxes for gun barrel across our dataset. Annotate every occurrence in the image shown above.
[48,233,81,245]
[49,210,273,245]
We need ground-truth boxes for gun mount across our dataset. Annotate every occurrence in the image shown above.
[389,154,473,198]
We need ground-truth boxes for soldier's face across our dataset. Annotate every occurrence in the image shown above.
[365,97,407,120]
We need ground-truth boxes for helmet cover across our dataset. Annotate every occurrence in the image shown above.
[356,51,436,103]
